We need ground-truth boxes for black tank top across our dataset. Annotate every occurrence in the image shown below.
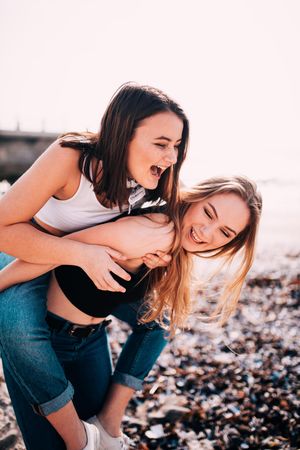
[53,206,165,318]
[54,264,149,318]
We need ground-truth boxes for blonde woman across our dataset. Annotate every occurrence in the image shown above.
[0,176,262,450]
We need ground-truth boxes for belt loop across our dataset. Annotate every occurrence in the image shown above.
[32,403,45,416]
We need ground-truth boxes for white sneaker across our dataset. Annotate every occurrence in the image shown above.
[87,416,135,450]
[82,420,101,450]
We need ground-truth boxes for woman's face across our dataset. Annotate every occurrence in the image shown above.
[181,193,250,252]
[127,111,184,190]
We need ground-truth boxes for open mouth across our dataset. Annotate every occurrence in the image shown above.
[150,165,164,178]
[190,227,203,244]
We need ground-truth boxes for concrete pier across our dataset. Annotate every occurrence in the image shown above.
[0,129,59,181]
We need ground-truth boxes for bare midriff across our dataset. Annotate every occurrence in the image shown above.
[47,259,143,326]
[47,272,106,325]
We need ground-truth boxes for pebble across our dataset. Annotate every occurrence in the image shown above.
[122,258,299,449]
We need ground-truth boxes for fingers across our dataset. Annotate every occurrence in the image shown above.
[83,246,130,292]
[156,251,172,263]
[143,254,160,269]
[142,251,172,269]
[105,247,127,260]
[93,272,127,293]
[101,249,131,291]
[109,260,131,282]
[95,258,131,292]
[102,273,126,293]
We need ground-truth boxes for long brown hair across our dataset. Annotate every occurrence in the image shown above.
[59,82,189,213]
[141,176,262,335]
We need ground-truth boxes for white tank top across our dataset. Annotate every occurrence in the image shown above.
[35,173,128,233]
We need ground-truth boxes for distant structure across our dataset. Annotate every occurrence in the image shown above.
[0,129,59,181]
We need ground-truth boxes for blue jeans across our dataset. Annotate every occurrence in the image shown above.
[0,253,168,445]
[2,312,113,450]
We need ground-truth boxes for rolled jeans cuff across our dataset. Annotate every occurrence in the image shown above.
[32,381,74,416]
[112,370,143,391]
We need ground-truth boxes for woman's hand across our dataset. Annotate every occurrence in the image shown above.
[61,212,175,289]
[77,244,131,292]
[142,251,172,269]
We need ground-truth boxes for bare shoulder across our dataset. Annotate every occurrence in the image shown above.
[66,212,175,259]
[23,139,82,193]
[0,139,82,224]
[116,213,174,255]
[144,212,170,225]
[39,139,81,167]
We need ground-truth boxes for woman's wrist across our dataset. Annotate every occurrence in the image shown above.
[62,239,90,268]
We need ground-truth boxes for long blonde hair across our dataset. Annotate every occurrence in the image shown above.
[140,176,262,335]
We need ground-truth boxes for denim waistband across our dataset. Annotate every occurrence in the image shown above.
[46,311,111,338]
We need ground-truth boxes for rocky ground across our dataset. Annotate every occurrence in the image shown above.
[0,251,299,450]
[0,178,299,449]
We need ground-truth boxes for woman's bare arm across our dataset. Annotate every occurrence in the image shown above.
[0,141,133,291]
[0,141,83,264]
[0,260,55,292]
[63,213,174,259]
[0,213,174,291]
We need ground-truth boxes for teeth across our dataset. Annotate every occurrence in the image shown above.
[191,227,202,243]
[150,165,160,177]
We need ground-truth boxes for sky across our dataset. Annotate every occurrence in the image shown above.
[1,0,300,185]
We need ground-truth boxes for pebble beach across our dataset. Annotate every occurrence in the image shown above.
[0,179,299,450]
